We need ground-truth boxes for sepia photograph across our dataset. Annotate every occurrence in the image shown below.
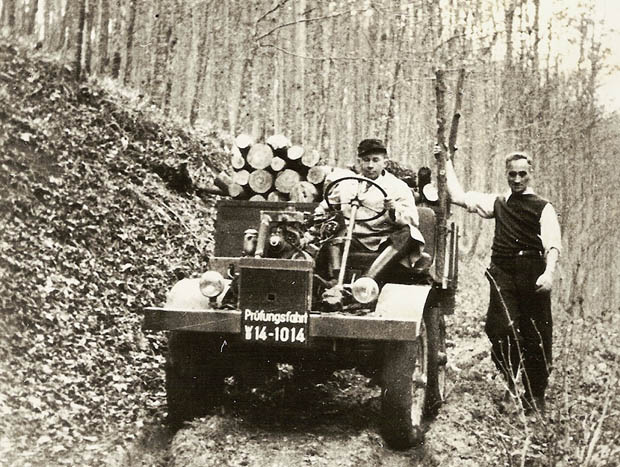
[0,0,618,465]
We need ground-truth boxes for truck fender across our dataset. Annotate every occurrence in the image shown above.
[165,274,233,310]
[165,278,211,310]
[374,284,432,338]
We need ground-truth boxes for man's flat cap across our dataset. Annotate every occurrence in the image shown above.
[357,138,387,157]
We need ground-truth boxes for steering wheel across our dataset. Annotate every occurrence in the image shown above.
[324,176,388,222]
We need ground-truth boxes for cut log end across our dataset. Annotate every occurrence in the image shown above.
[274,169,302,194]
[270,156,287,172]
[307,165,330,185]
[246,143,274,170]
[234,133,254,151]
[301,148,321,168]
[266,134,291,151]
[248,169,274,194]
[267,191,288,202]
[231,151,246,170]
[232,169,250,186]
[287,145,304,162]
[228,182,247,199]
[290,181,319,203]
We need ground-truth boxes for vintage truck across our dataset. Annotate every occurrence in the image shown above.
[143,175,459,450]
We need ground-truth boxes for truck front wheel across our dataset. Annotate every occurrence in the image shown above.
[380,323,428,450]
[165,331,226,428]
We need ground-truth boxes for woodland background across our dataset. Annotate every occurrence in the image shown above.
[2,0,617,312]
[0,0,619,465]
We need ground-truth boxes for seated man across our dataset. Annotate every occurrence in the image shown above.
[315,138,426,284]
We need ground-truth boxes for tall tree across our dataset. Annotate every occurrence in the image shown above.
[189,1,212,127]
[1,0,16,31]
[151,0,168,105]
[43,0,52,46]
[74,0,87,80]
[162,0,179,114]
[123,0,137,85]
[60,0,73,53]
[27,0,38,36]
[109,0,122,79]
[84,0,95,75]
[98,0,110,74]
[293,0,307,144]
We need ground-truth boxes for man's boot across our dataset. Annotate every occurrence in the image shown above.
[365,239,423,281]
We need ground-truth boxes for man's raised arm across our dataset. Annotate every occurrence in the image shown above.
[445,157,468,209]
[434,145,495,219]
[434,145,467,208]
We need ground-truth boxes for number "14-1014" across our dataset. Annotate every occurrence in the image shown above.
[244,325,306,343]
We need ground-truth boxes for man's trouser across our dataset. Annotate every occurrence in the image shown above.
[326,226,421,282]
[485,256,552,401]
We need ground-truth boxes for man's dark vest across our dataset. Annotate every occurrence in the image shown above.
[491,193,549,258]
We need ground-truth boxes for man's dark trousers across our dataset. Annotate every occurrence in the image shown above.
[485,256,552,401]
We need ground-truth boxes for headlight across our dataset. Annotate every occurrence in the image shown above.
[199,271,225,298]
[269,233,282,247]
[351,277,379,304]
[422,183,438,202]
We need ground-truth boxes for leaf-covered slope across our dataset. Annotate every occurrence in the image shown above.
[0,43,226,464]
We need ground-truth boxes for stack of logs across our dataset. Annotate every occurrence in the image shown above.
[214,134,337,203]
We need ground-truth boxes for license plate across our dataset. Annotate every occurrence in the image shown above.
[241,309,309,347]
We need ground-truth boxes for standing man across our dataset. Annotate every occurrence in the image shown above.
[439,148,561,414]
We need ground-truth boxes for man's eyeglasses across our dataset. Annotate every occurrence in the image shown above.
[508,171,529,178]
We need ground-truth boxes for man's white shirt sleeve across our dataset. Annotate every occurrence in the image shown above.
[540,203,562,255]
[462,191,496,219]
[391,178,419,227]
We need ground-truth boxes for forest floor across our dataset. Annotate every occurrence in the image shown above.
[1,42,618,466]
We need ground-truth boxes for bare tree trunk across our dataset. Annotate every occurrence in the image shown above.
[504,0,515,70]
[109,0,122,79]
[1,0,16,31]
[247,5,263,138]
[151,0,167,105]
[74,0,87,81]
[173,0,190,113]
[98,0,110,74]
[248,54,260,138]
[502,0,516,145]
[43,0,52,46]
[84,0,95,75]
[123,0,137,85]
[189,2,210,127]
[320,4,334,164]
[162,1,178,115]
[27,0,38,36]
[385,59,402,144]
[532,0,540,74]
[293,0,306,144]
[272,52,280,134]
[162,22,175,113]
[60,0,72,53]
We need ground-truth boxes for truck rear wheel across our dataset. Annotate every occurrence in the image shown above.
[380,323,428,450]
[165,331,226,428]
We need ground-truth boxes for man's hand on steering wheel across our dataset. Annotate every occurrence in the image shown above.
[323,176,389,222]
[384,197,396,220]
